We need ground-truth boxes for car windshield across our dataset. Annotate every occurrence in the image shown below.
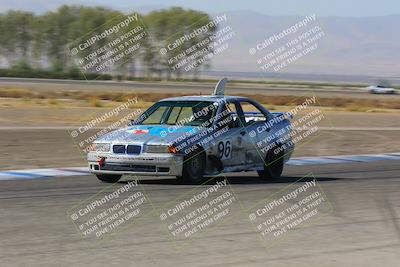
[139,101,218,127]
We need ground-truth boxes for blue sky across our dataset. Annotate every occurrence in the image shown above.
[1,0,399,17]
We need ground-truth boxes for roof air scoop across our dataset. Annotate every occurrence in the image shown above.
[213,78,228,96]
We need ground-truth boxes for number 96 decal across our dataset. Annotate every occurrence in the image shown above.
[218,139,232,160]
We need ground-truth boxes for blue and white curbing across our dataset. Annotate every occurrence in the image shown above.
[0,167,90,181]
[287,152,400,166]
[0,152,400,181]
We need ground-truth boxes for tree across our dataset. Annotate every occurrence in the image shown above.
[0,11,35,66]
[144,7,217,79]
[0,5,217,80]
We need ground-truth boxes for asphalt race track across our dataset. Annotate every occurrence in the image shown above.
[1,160,399,267]
[0,77,392,99]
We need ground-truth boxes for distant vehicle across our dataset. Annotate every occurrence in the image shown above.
[367,85,397,94]
[87,78,294,183]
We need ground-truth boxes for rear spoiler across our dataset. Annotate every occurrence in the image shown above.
[213,78,228,96]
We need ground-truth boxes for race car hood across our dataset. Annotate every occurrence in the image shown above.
[95,125,201,145]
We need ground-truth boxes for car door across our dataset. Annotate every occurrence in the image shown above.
[236,100,270,166]
[213,101,247,168]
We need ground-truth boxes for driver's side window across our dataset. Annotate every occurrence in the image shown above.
[238,101,267,126]
[219,102,243,128]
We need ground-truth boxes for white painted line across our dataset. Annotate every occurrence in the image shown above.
[287,158,345,166]
[286,152,400,166]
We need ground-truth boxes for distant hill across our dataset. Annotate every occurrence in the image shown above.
[209,11,400,77]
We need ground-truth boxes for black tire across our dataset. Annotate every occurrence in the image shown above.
[178,149,206,184]
[96,174,122,183]
[257,149,284,180]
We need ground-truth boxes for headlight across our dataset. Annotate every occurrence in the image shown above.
[146,145,169,153]
[88,143,111,152]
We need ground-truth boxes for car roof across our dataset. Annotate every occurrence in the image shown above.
[159,95,251,102]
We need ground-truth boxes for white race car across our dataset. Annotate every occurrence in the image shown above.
[367,85,397,94]
[87,78,294,183]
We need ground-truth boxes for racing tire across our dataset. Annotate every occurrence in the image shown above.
[257,149,284,180]
[96,174,122,183]
[178,149,206,184]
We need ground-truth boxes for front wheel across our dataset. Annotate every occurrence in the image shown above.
[96,174,122,183]
[178,149,206,184]
[257,149,284,180]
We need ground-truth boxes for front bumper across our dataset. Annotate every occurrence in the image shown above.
[87,152,184,176]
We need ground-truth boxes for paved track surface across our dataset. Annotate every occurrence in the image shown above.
[2,77,397,99]
[1,160,399,266]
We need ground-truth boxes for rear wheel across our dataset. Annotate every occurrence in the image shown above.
[178,149,206,184]
[96,174,122,183]
[257,149,284,180]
